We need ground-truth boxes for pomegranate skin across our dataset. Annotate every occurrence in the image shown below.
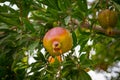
[98,9,118,29]
[43,27,73,56]
[98,9,118,35]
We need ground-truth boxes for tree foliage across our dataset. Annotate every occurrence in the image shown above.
[0,0,120,80]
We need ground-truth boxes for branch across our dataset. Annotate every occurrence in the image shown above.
[80,20,120,37]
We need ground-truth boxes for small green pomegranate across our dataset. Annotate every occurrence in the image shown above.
[98,9,118,35]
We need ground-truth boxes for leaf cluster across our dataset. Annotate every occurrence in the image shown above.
[0,0,120,80]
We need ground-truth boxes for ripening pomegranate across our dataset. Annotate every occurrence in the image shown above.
[98,9,118,35]
[43,27,73,56]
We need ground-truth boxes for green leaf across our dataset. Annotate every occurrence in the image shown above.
[37,51,46,63]
[28,41,39,54]
[28,41,39,50]
[80,54,86,62]
[32,11,54,22]
[58,0,71,11]
[22,18,35,32]
[112,0,120,5]
[113,1,120,12]
[0,13,18,18]
[77,0,88,13]
[0,15,20,26]
[42,0,59,10]
[79,70,92,80]
[64,16,71,25]
[72,31,77,47]
[0,5,18,13]
[0,26,9,30]
[78,36,89,52]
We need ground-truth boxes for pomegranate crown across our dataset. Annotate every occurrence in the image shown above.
[52,41,62,53]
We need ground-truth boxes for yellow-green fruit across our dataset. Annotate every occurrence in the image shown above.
[43,27,73,56]
[98,9,118,28]
[98,9,118,34]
